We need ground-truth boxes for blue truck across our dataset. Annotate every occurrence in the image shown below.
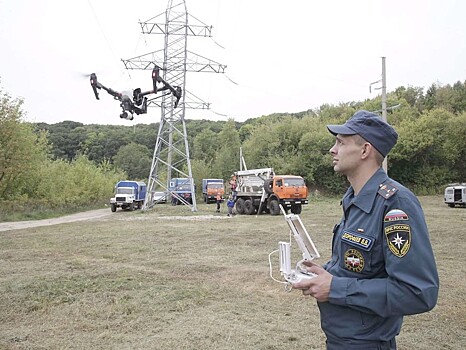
[110,180,147,212]
[169,178,194,205]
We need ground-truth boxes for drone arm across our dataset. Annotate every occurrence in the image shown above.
[90,73,122,100]
[100,85,122,100]
[157,77,177,95]
[138,89,154,97]
[152,66,182,105]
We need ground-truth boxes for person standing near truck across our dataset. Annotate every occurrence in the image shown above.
[230,175,237,201]
[215,192,222,213]
[226,195,235,217]
[293,110,439,349]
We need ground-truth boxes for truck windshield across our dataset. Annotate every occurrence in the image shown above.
[209,183,223,189]
[284,178,305,187]
[117,188,134,195]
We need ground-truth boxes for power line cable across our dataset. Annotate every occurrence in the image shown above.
[87,0,130,85]
[86,0,118,63]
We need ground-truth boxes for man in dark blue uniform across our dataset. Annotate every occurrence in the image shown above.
[293,110,439,349]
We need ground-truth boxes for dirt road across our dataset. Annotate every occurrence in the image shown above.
[0,208,113,232]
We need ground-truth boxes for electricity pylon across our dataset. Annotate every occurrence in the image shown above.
[122,0,226,211]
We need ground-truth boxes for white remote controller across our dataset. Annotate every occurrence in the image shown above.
[278,205,320,289]
[287,270,316,284]
[279,241,316,285]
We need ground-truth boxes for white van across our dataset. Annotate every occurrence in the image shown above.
[444,183,466,208]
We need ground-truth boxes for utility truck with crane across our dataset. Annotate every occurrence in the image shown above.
[234,168,308,215]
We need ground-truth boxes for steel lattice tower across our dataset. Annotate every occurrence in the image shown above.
[122,0,226,211]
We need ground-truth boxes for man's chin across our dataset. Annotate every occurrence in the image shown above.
[333,166,345,175]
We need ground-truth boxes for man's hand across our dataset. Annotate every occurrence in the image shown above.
[292,261,333,302]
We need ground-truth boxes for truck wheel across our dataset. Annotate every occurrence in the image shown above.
[203,194,207,203]
[264,179,273,194]
[270,199,280,215]
[244,199,255,215]
[111,204,117,212]
[129,202,134,211]
[291,204,302,214]
[236,198,245,214]
[448,203,454,208]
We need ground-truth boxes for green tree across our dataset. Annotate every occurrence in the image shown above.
[212,119,241,179]
[0,88,49,199]
[82,127,132,164]
[113,142,151,180]
[389,108,465,192]
[190,158,214,196]
[31,155,124,208]
[36,121,86,161]
[193,129,218,163]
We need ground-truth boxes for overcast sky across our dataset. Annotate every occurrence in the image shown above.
[0,0,465,125]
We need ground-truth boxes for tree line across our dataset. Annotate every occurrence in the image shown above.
[1,80,465,217]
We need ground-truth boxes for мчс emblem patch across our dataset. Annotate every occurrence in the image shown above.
[384,209,409,222]
[385,224,411,257]
[344,249,365,272]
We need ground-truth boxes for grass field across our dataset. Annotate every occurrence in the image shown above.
[0,196,465,349]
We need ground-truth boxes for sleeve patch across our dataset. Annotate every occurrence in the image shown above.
[385,224,411,257]
[384,209,409,222]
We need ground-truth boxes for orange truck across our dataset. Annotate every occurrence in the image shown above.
[202,178,225,203]
[234,168,308,215]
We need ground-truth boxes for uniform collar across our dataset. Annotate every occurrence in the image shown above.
[342,168,389,213]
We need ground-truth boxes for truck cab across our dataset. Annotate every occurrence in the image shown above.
[110,181,146,212]
[270,176,308,201]
[169,178,194,205]
[264,175,308,214]
[202,179,225,203]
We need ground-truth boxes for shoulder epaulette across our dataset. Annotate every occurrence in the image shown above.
[378,182,398,199]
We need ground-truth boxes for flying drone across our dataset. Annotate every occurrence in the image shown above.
[90,67,182,120]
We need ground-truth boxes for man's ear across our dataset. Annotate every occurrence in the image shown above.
[361,142,371,159]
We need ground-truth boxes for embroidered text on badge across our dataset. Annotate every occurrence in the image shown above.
[341,231,373,250]
[384,209,409,222]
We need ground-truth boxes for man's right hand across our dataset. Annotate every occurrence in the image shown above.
[292,261,333,302]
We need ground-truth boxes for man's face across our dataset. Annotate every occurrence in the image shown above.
[329,134,364,175]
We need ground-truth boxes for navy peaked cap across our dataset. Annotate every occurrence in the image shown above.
[326,110,398,157]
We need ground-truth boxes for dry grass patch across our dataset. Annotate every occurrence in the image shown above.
[0,197,465,349]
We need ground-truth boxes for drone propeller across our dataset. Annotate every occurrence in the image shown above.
[79,72,94,78]
[75,70,105,79]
